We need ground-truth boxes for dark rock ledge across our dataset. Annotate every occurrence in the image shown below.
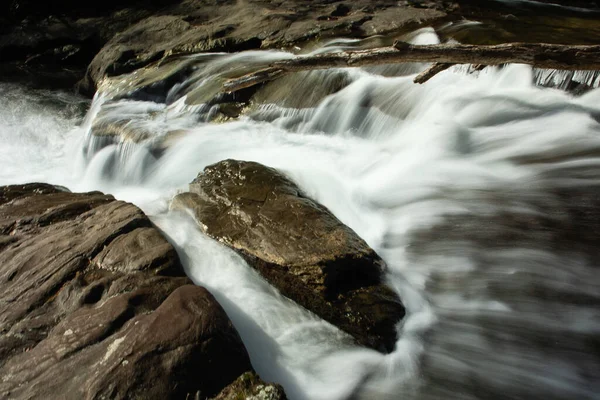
[0,183,285,400]
[0,0,449,94]
[172,159,405,353]
[2,1,599,95]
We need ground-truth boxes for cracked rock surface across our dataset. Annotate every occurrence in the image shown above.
[0,183,253,399]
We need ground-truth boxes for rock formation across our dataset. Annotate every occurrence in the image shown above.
[212,372,287,400]
[172,160,405,353]
[0,183,282,399]
[0,0,449,94]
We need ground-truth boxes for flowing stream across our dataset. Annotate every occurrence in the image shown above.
[0,29,599,400]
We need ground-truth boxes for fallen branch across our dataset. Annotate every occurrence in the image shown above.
[414,62,454,84]
[223,41,600,92]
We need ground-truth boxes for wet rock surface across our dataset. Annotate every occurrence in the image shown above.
[0,183,253,399]
[0,0,448,94]
[172,159,405,353]
[212,372,287,400]
[81,0,447,94]
[2,0,599,94]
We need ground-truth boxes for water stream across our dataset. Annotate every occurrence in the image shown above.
[0,30,599,400]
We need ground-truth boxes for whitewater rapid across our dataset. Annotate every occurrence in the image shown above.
[1,30,599,400]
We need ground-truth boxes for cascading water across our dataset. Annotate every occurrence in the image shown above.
[0,29,599,400]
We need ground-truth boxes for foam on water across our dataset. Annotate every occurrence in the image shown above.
[0,84,88,186]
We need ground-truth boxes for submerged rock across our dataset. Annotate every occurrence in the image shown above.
[172,159,405,353]
[0,183,253,399]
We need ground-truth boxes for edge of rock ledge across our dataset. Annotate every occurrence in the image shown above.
[0,182,285,400]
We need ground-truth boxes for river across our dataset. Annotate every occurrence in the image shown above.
[0,28,598,400]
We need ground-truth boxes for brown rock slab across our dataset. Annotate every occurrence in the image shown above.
[172,159,404,353]
[0,183,253,399]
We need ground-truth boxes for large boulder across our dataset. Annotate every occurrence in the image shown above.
[0,183,254,399]
[172,160,405,353]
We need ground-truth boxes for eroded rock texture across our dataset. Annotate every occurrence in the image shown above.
[0,183,252,399]
[172,160,404,353]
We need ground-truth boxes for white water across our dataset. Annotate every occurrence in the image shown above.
[1,31,599,399]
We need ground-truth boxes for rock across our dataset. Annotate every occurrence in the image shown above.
[0,0,448,94]
[0,6,158,91]
[80,0,447,94]
[212,372,287,400]
[172,160,404,353]
[0,182,67,205]
[0,183,253,399]
[250,69,352,110]
[3,0,599,95]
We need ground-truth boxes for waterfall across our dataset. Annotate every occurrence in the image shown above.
[1,29,599,400]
